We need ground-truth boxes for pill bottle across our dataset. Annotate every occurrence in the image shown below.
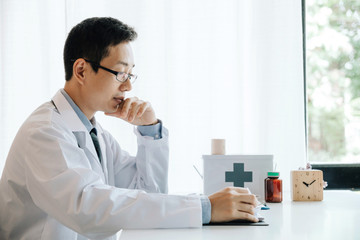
[265,172,282,203]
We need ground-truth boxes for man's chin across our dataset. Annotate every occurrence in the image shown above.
[107,105,120,113]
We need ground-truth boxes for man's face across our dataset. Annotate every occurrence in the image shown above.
[84,42,135,115]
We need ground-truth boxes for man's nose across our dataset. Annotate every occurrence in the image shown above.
[119,79,132,92]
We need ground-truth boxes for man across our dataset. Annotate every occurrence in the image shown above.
[0,17,258,240]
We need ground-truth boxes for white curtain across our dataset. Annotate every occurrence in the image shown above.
[0,0,305,193]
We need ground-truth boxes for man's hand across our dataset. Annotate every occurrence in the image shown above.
[105,97,158,126]
[209,187,259,223]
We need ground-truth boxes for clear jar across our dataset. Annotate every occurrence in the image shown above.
[265,172,282,203]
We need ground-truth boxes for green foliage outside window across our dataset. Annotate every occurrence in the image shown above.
[307,0,360,162]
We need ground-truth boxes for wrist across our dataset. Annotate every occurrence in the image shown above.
[141,119,159,126]
[137,119,162,139]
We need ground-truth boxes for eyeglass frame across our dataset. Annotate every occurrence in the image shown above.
[81,58,137,84]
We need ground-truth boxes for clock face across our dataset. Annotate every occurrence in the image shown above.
[291,170,323,201]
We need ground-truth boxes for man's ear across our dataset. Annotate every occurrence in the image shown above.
[72,59,87,85]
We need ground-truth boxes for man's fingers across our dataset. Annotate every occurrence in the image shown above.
[233,211,259,223]
[209,187,261,223]
[128,102,142,122]
[104,96,157,126]
[120,97,138,118]
[231,187,251,194]
[235,202,256,215]
[221,187,258,207]
[120,99,132,118]
[136,102,149,117]
[234,194,258,207]
[120,98,150,122]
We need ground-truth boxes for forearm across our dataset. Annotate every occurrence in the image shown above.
[132,125,169,193]
[113,124,169,193]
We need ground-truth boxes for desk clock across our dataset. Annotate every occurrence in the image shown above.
[291,170,323,201]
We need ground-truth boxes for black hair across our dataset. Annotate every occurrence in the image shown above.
[63,17,137,81]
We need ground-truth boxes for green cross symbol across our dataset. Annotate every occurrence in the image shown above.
[225,163,253,187]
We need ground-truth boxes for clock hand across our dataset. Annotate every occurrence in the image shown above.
[302,181,309,187]
[309,180,316,185]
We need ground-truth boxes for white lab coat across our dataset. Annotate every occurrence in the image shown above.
[0,90,202,240]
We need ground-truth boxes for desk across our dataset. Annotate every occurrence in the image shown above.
[120,190,360,240]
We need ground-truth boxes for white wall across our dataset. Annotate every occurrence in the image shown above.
[0,0,305,193]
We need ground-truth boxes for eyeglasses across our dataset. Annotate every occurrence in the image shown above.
[84,59,137,84]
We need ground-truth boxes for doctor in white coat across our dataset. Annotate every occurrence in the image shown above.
[0,17,259,240]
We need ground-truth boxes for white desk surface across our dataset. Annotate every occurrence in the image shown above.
[120,190,360,240]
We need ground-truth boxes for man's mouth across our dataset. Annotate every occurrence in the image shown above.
[113,97,124,103]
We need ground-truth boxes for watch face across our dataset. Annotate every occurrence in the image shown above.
[292,170,323,201]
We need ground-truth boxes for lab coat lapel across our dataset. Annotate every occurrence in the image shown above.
[72,131,105,181]
[93,121,109,184]
[51,90,103,172]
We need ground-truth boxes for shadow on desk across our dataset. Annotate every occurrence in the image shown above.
[204,220,269,226]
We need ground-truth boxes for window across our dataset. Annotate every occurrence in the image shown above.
[305,0,360,189]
